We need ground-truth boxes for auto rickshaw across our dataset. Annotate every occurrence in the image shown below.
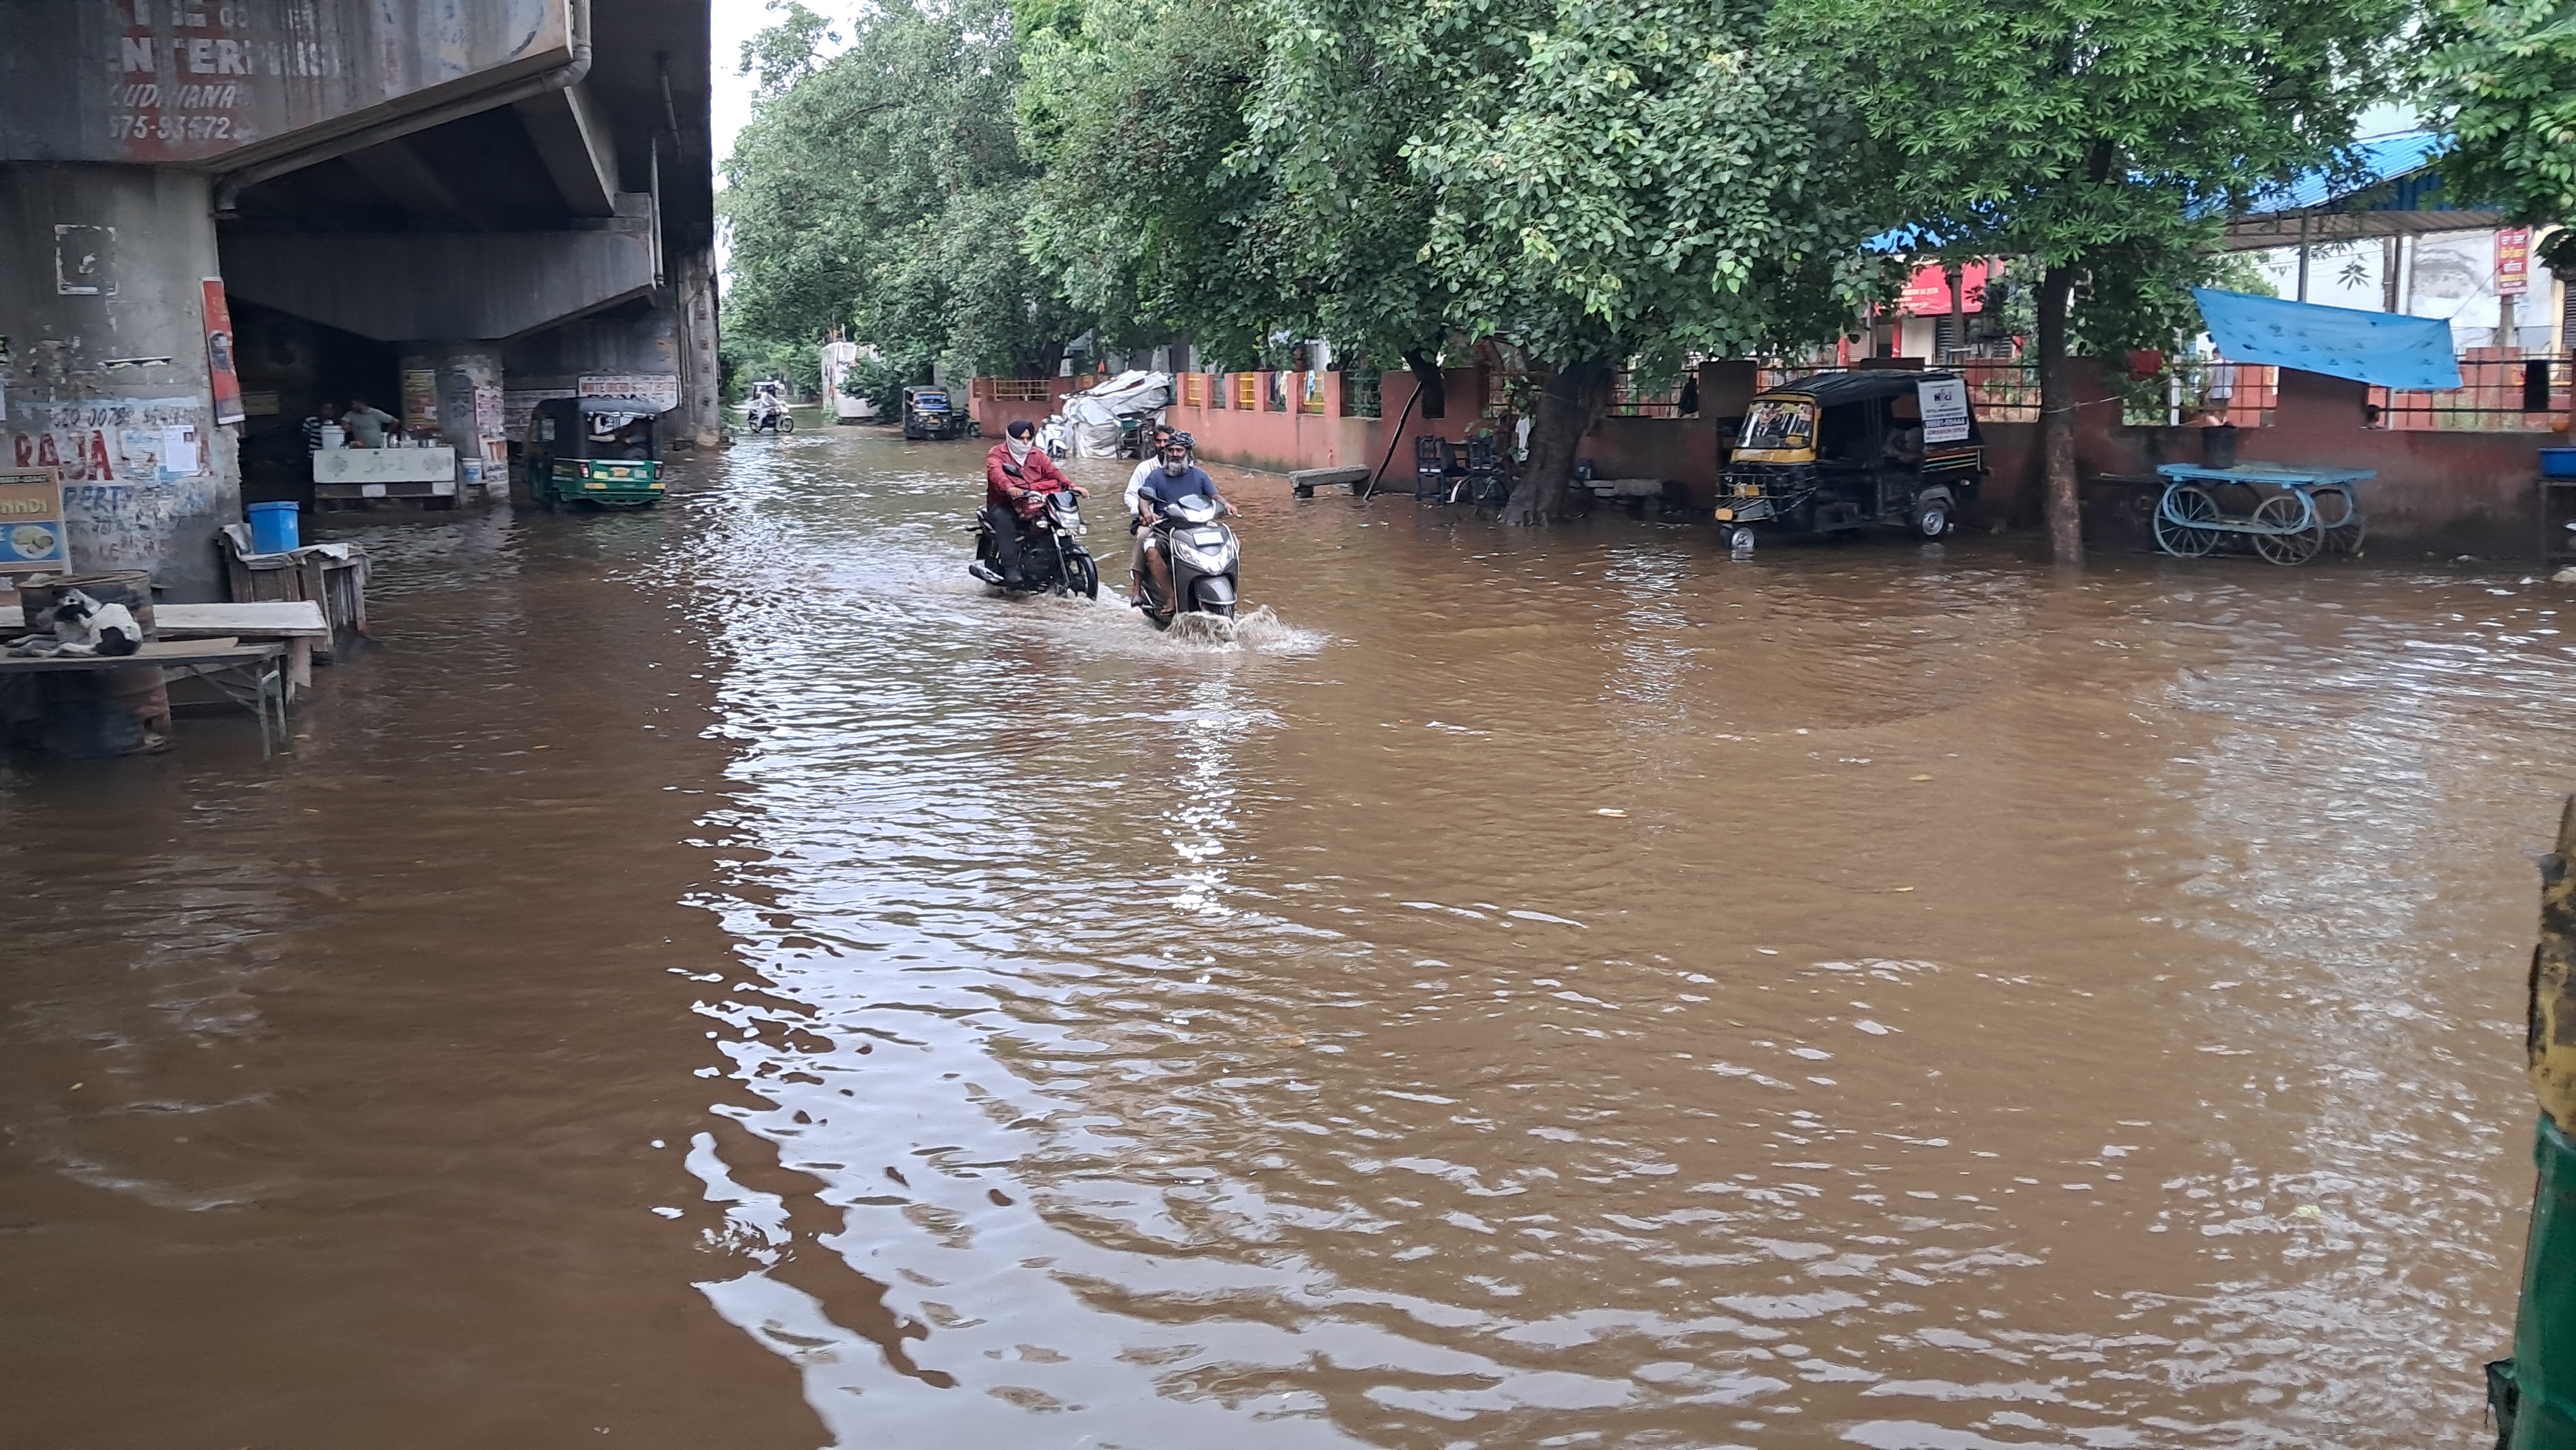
[1714,369,1984,550]
[524,397,666,510]
[902,386,963,441]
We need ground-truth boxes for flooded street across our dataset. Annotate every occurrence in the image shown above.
[6,429,2572,1449]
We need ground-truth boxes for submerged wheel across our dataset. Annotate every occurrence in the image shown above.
[2250,494,2323,565]
[1726,525,1757,553]
[1070,555,1100,600]
[777,414,795,434]
[2154,486,2221,558]
[2311,486,2365,555]
[1914,500,1951,538]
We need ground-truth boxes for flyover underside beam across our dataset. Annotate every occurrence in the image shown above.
[511,83,619,218]
[220,229,656,342]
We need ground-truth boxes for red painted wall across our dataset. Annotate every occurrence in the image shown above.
[966,377,1076,436]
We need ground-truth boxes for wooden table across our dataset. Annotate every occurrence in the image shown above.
[2,600,328,697]
[0,640,290,757]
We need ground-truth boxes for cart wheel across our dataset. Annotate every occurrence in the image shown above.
[2311,486,2366,554]
[1726,525,1758,553]
[2250,494,2323,565]
[2154,486,2221,558]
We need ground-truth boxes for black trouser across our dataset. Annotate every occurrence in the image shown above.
[984,505,1029,584]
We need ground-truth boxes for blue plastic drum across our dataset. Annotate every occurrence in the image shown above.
[247,501,301,554]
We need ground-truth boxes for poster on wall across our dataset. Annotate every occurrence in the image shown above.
[402,369,439,435]
[0,467,71,578]
[1917,376,1972,444]
[2497,227,2532,297]
[201,279,244,424]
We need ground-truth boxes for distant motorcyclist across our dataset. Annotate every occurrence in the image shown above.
[984,419,1080,585]
[1131,435,1235,620]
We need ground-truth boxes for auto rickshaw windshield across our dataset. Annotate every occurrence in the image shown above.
[1739,398,1816,452]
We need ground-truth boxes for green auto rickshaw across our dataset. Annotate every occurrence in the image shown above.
[525,397,667,510]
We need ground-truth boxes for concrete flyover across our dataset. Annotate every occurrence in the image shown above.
[0,0,718,599]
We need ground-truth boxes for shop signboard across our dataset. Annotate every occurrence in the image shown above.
[1,1,575,166]
[202,277,244,424]
[0,467,73,578]
[579,374,682,412]
[2498,227,2532,297]
[1900,260,1989,316]
[402,369,439,435]
[1917,377,1972,445]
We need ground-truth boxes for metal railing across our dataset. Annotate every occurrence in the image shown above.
[986,378,1052,402]
[2370,354,2572,431]
[1606,371,1685,417]
[1179,373,1207,408]
[1232,373,1259,410]
[1341,371,1382,419]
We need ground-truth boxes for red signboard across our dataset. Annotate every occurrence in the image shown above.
[2497,227,2532,297]
[1900,260,1988,316]
[202,277,243,425]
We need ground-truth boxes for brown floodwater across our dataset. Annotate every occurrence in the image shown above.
[5,430,2572,1449]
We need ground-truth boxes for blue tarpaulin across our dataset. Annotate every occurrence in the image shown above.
[2194,288,2462,390]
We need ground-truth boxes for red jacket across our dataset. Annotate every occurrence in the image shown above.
[986,443,1073,515]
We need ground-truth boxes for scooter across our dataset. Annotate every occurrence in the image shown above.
[969,487,1099,598]
[1037,414,1071,460]
[1131,493,1239,627]
[745,392,794,434]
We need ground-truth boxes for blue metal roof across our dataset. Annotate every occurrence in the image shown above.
[2237,130,2456,216]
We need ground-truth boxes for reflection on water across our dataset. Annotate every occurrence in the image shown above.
[3,426,2570,1449]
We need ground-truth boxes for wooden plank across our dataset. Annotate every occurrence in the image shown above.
[0,641,278,673]
[1,601,329,635]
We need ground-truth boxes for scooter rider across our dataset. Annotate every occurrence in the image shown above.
[985,419,1080,585]
[1132,435,1236,619]
[1123,425,1179,520]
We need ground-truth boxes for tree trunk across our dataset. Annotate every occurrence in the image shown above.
[1505,358,1613,525]
[2036,263,2083,567]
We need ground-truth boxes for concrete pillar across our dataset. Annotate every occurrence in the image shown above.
[670,246,721,448]
[395,344,504,498]
[0,164,239,601]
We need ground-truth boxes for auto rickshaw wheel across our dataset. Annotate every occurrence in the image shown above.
[1726,525,1758,553]
[1914,500,1951,538]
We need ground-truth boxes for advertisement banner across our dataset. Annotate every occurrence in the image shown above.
[1917,377,1972,445]
[1900,260,1989,317]
[2498,227,2532,297]
[0,467,72,577]
[579,374,682,412]
[402,370,439,435]
[201,278,244,424]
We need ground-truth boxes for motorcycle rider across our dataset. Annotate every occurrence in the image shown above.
[984,419,1080,585]
[1131,434,1236,619]
[1122,426,1182,520]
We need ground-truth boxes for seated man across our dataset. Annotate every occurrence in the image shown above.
[984,419,1079,584]
[1131,436,1236,618]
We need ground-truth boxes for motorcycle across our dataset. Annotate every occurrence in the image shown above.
[744,389,794,434]
[1131,493,1239,626]
[1037,414,1071,460]
[969,486,1099,598]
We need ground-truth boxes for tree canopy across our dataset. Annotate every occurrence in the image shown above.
[720,0,1080,392]
[2421,0,2576,248]
[1770,0,2408,560]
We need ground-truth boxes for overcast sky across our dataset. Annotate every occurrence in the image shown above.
[709,0,864,177]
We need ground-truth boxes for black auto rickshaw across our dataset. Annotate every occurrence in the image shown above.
[524,397,666,510]
[1714,369,1984,550]
[902,386,963,441]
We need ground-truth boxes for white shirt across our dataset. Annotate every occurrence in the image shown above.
[1124,458,1161,518]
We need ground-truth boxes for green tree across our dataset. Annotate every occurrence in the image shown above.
[1772,0,2407,563]
[2421,0,2576,267]
[722,0,1083,383]
[1244,0,1887,520]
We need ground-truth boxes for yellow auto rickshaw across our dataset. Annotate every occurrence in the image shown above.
[1714,369,1985,550]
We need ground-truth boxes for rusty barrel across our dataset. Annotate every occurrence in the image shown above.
[13,570,170,757]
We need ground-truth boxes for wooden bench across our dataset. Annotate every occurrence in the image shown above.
[3,600,330,698]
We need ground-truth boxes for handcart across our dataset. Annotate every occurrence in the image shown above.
[2149,462,2371,565]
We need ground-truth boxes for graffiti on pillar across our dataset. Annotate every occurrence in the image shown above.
[1,1,574,164]
[5,397,221,573]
